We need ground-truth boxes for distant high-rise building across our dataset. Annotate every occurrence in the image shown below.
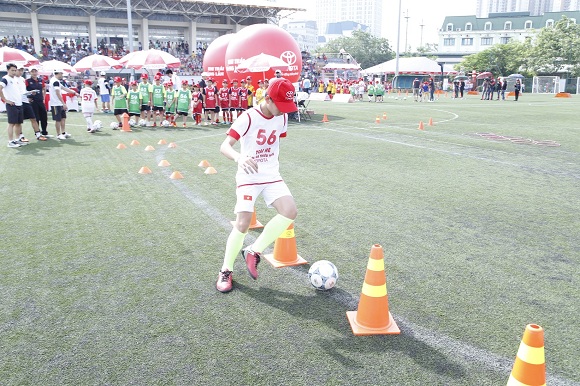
[314,0,382,37]
[477,0,578,16]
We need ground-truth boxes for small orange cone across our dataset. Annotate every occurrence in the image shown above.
[375,115,381,123]
[204,167,217,174]
[264,223,308,267]
[168,142,177,148]
[121,112,132,132]
[383,112,387,120]
[158,159,171,167]
[116,143,127,149]
[130,139,140,146]
[418,121,425,130]
[158,139,167,145]
[198,160,211,168]
[231,207,263,229]
[169,171,184,179]
[507,324,545,386]
[138,166,152,174]
[346,244,400,335]
[322,114,329,123]
[428,117,434,126]
[144,145,155,151]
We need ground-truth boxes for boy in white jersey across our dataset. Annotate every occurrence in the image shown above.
[216,78,298,293]
[80,79,99,132]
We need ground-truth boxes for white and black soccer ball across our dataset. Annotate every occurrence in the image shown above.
[128,119,136,127]
[161,120,170,127]
[138,119,147,127]
[308,260,338,291]
[110,121,119,129]
[93,120,102,130]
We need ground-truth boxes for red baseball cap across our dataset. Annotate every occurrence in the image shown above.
[84,79,93,85]
[266,78,296,113]
[114,76,122,83]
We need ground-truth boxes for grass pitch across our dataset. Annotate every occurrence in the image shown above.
[0,93,578,385]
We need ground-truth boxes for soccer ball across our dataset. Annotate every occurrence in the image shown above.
[93,120,102,130]
[128,119,136,127]
[308,260,338,291]
[161,120,170,127]
[138,119,147,127]
[110,121,119,129]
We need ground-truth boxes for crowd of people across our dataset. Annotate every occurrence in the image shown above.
[1,35,206,76]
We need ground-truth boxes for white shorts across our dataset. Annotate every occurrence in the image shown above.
[234,181,292,213]
[83,112,94,118]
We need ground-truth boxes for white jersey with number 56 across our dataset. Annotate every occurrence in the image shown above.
[226,107,288,187]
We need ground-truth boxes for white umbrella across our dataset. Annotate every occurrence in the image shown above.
[40,59,77,75]
[122,49,180,70]
[235,53,289,81]
[73,54,122,72]
[0,47,40,67]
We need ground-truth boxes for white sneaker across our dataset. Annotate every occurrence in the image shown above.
[63,132,72,138]
[57,134,67,140]
[7,141,21,148]
[15,139,28,146]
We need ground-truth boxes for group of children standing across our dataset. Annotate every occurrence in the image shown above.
[80,72,265,132]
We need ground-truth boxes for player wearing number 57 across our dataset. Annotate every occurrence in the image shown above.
[216,78,298,293]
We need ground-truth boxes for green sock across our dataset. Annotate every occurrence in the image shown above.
[251,214,294,254]
[222,227,246,271]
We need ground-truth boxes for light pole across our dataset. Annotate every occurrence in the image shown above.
[404,9,410,53]
[420,19,425,48]
[395,0,402,76]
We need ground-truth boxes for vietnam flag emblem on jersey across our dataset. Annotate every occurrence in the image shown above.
[243,195,253,201]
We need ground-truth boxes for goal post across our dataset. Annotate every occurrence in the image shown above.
[532,76,560,94]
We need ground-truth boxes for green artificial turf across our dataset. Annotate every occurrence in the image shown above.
[0,94,578,385]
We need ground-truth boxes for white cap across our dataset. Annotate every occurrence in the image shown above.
[53,69,63,74]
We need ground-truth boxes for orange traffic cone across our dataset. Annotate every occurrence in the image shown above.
[121,112,132,132]
[144,145,155,151]
[231,207,263,229]
[158,159,171,167]
[346,244,400,335]
[116,143,127,149]
[204,167,217,174]
[375,115,381,124]
[170,171,184,179]
[383,112,387,120]
[168,142,177,148]
[198,160,211,168]
[138,166,152,174]
[418,121,425,130]
[428,117,434,126]
[158,139,167,145]
[322,114,329,123]
[507,324,545,386]
[264,223,308,267]
[130,139,140,146]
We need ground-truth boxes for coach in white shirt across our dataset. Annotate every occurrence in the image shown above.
[0,63,25,148]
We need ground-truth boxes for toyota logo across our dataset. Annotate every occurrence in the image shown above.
[285,90,295,99]
[280,51,297,65]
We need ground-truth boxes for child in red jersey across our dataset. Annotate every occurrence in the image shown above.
[191,83,204,125]
[219,80,231,124]
[229,79,241,120]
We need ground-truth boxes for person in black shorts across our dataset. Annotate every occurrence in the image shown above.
[25,67,51,137]
[18,66,46,141]
[0,63,26,147]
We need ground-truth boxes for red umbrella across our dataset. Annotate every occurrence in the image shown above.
[476,71,493,79]
[122,49,181,70]
[73,54,122,72]
[0,47,40,67]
